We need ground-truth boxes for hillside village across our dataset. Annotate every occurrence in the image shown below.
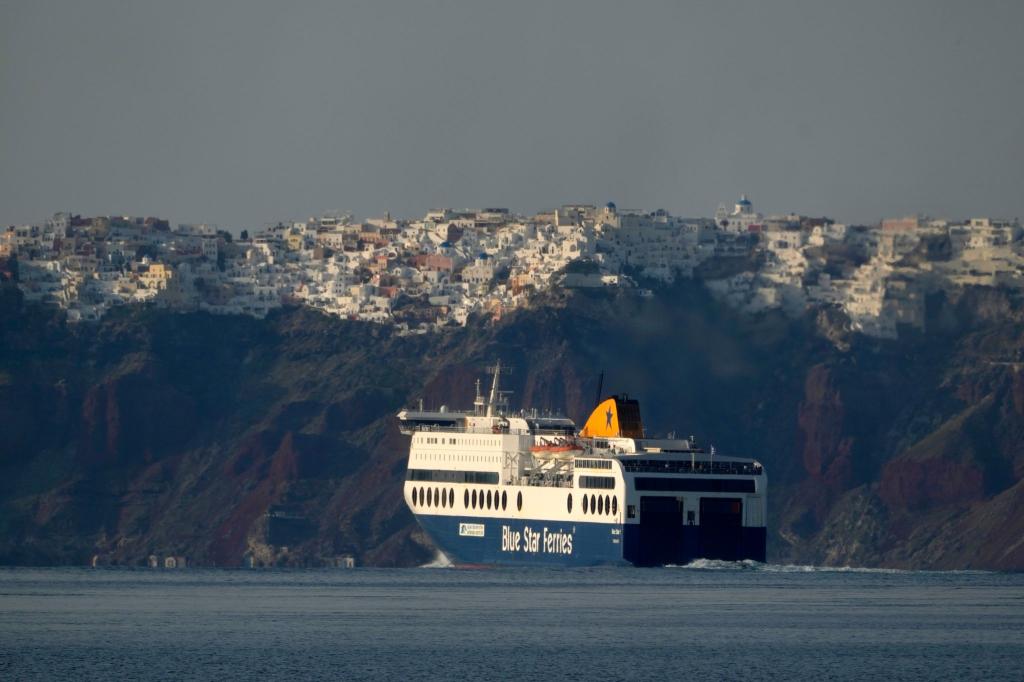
[2,196,1022,339]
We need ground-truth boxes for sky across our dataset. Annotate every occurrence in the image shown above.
[2,1,1022,231]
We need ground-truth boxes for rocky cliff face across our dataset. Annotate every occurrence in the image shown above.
[2,281,1024,569]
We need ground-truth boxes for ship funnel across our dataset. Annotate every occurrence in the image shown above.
[579,395,645,438]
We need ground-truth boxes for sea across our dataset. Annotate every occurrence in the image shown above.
[1,562,1022,681]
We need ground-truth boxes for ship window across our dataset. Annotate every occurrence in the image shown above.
[406,469,498,485]
[567,494,573,513]
[412,487,418,505]
[633,477,755,493]
[598,495,604,514]
[583,495,589,514]
[502,491,507,510]
[579,476,615,490]
[471,490,477,509]
[427,488,433,506]
[612,497,618,515]
[419,487,425,506]
[486,490,492,509]
[605,495,611,514]
[517,492,523,511]
[464,489,469,508]
[440,488,447,508]
[449,489,455,508]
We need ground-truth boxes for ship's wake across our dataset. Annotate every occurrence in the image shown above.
[673,559,930,573]
[419,551,453,568]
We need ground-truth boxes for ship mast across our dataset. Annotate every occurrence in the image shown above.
[482,360,512,417]
[473,378,485,415]
[486,360,501,416]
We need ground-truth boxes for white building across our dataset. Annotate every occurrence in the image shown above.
[715,195,763,233]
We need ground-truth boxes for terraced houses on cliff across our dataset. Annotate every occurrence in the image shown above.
[3,196,1022,339]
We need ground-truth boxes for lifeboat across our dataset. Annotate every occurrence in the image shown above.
[530,439,583,460]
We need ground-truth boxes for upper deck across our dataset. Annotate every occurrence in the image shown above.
[396,408,576,437]
[398,365,764,492]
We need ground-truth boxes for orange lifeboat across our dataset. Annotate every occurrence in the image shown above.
[530,439,583,459]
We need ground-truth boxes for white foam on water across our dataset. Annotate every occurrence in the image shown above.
[758,563,908,574]
[419,551,453,568]
[670,558,763,571]
[671,559,992,574]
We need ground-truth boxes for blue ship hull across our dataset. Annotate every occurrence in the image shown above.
[415,513,767,567]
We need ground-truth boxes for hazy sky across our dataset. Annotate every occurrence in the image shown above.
[2,1,1022,230]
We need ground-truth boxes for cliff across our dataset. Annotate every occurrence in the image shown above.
[2,281,1023,570]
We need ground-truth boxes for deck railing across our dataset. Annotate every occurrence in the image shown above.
[621,460,763,476]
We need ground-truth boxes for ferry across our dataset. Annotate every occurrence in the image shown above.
[399,363,766,566]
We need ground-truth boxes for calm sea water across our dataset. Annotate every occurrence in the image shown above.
[1,562,1022,681]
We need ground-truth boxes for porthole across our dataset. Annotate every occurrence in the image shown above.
[441,489,447,508]
[487,490,493,509]
[567,494,573,513]
[449,489,455,508]
[612,496,618,515]
[605,495,611,515]
[464,489,470,508]
[501,491,507,510]
[517,491,523,511]
[420,487,425,506]
[583,495,589,514]
[427,488,433,506]
[472,489,477,509]
[412,487,418,505]
[598,495,604,514]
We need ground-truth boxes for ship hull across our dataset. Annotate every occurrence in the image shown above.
[414,512,766,567]
[622,525,766,566]
[415,513,627,566]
